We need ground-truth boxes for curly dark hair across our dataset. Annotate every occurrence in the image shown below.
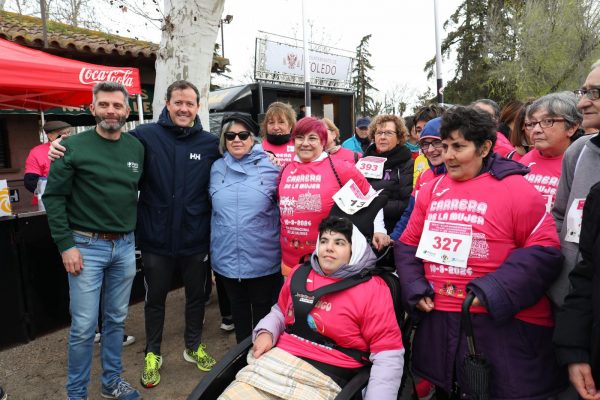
[440,106,497,160]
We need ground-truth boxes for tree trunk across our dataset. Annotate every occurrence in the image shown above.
[153,0,225,127]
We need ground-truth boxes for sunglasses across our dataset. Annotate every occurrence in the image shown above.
[224,131,252,141]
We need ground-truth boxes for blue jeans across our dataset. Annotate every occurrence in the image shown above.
[65,232,136,398]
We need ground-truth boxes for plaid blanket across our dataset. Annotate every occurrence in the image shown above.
[218,347,342,400]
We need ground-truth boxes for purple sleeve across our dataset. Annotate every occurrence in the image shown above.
[467,245,563,324]
[252,303,285,344]
[364,349,405,400]
[394,241,434,313]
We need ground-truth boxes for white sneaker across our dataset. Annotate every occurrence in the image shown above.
[220,317,235,332]
[94,332,101,344]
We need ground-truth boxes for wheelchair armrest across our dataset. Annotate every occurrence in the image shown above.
[187,336,253,400]
[335,367,370,400]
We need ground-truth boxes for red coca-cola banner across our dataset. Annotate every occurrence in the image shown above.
[0,38,142,110]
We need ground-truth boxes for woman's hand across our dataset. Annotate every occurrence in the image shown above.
[266,152,283,167]
[372,233,390,250]
[569,363,600,400]
[48,137,66,160]
[252,331,274,359]
[416,296,434,312]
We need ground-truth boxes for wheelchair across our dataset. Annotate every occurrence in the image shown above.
[188,248,413,400]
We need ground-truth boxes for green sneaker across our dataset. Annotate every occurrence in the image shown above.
[141,352,162,388]
[183,343,216,371]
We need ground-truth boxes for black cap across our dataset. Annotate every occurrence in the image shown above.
[221,113,259,135]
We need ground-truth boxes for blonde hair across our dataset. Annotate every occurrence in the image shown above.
[260,102,296,137]
[322,117,340,145]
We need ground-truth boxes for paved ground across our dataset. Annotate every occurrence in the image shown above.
[0,287,237,399]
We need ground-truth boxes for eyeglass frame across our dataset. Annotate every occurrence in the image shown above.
[224,131,252,141]
[419,139,444,151]
[523,118,566,131]
[574,87,600,101]
[373,130,398,138]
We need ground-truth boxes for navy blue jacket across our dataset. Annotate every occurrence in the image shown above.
[131,107,220,257]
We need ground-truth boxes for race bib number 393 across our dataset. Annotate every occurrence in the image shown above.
[416,220,473,269]
[355,156,386,179]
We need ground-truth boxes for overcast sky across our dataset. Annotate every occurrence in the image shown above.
[215,0,462,104]
[126,0,463,107]
[6,0,463,107]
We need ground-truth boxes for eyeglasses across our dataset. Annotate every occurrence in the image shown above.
[374,130,397,137]
[294,135,321,144]
[574,87,600,101]
[419,139,443,151]
[524,118,566,131]
[224,131,252,141]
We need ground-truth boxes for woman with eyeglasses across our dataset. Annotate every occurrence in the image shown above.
[362,115,414,234]
[390,117,446,241]
[395,106,566,399]
[519,92,582,215]
[209,113,282,343]
[278,117,388,277]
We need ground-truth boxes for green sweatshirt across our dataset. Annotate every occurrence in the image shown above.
[43,128,144,252]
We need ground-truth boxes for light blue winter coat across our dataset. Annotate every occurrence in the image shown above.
[209,144,281,279]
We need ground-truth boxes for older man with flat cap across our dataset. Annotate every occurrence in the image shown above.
[24,120,72,203]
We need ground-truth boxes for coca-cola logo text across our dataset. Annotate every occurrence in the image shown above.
[79,68,134,87]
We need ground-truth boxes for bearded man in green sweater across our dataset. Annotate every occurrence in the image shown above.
[43,82,144,400]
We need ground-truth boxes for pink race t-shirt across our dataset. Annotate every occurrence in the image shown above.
[278,157,371,269]
[412,167,437,198]
[329,147,360,164]
[400,173,559,327]
[262,140,296,166]
[494,132,515,158]
[519,149,563,213]
[25,142,52,177]
[276,267,404,368]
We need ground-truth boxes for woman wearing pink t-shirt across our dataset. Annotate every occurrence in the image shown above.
[520,92,583,213]
[278,117,388,276]
[395,106,566,399]
[220,216,404,400]
[260,102,296,166]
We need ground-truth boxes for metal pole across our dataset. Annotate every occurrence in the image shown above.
[137,94,143,124]
[433,0,444,104]
[302,0,311,117]
[220,21,225,57]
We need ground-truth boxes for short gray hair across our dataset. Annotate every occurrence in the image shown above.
[92,81,129,105]
[526,91,582,128]
[219,120,256,155]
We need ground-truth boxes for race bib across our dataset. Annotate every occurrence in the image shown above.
[565,198,585,243]
[332,179,382,215]
[416,221,473,269]
[356,156,386,179]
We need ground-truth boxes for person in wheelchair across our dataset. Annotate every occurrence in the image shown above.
[218,216,404,400]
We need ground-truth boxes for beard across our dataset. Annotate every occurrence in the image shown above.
[95,115,127,133]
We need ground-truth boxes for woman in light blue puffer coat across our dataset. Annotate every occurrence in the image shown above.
[209,113,282,343]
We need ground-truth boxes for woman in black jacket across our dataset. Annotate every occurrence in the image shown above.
[555,181,600,399]
[362,115,414,233]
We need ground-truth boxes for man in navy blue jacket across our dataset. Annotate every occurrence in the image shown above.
[131,81,221,388]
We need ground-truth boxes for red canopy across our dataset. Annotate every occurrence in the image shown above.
[0,38,142,110]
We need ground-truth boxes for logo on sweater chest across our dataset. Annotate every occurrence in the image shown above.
[189,153,202,160]
[127,161,139,173]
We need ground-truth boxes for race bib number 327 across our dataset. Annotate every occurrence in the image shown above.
[416,220,473,269]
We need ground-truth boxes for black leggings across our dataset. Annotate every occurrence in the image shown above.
[219,273,282,343]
